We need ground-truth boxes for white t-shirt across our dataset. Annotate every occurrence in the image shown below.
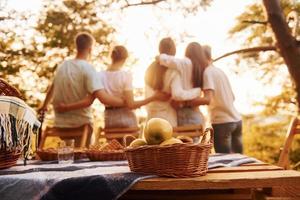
[99,70,133,98]
[203,65,241,124]
[52,59,103,127]
[145,61,200,127]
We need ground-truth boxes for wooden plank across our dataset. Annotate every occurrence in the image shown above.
[241,162,269,166]
[208,165,283,173]
[131,170,300,190]
[121,189,252,200]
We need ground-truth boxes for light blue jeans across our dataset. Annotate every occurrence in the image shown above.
[177,107,204,126]
[104,108,138,128]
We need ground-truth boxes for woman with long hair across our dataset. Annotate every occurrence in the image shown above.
[145,38,201,127]
[156,42,208,127]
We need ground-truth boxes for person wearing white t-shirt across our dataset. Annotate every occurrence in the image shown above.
[145,38,201,127]
[156,42,207,127]
[187,45,243,153]
[56,45,169,128]
[39,32,125,147]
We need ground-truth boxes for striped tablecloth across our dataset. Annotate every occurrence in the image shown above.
[0,154,259,200]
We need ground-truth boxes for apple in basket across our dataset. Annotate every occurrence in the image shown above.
[144,118,173,145]
[160,137,183,146]
[129,138,147,147]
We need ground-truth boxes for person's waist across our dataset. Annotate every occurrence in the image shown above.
[105,106,127,110]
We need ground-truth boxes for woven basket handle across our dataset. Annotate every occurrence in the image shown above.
[123,134,136,147]
[200,127,214,145]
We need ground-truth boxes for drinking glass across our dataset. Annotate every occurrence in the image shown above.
[57,139,74,164]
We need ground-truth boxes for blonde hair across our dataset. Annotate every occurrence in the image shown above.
[203,45,212,61]
[145,37,176,90]
[75,32,94,53]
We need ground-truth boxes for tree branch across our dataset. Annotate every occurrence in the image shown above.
[242,20,268,25]
[213,46,277,62]
[123,0,165,8]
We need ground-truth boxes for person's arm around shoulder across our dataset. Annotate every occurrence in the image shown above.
[170,72,201,101]
[157,54,189,75]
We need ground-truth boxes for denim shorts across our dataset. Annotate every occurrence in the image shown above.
[177,107,204,126]
[104,108,138,128]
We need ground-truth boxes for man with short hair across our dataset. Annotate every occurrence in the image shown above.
[39,32,124,146]
[188,45,243,153]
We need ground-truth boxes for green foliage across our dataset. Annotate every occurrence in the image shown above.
[0,0,115,107]
[230,1,300,114]
[243,115,300,169]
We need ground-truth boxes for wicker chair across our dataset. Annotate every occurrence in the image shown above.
[0,78,23,169]
[98,127,140,145]
[38,109,90,149]
[278,116,300,169]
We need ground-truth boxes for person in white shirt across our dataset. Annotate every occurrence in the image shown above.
[156,42,207,127]
[56,45,168,128]
[187,45,243,153]
[145,38,201,127]
[39,32,124,147]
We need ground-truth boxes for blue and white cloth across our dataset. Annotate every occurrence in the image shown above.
[0,154,260,200]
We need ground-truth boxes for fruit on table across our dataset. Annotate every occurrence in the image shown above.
[129,139,147,147]
[144,118,173,145]
[177,135,193,144]
[160,137,183,146]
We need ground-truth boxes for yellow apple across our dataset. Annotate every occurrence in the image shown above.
[177,135,193,144]
[129,139,147,148]
[144,118,173,145]
[160,137,183,146]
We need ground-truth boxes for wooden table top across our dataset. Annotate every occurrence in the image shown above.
[131,163,300,190]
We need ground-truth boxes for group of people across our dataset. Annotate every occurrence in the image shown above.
[39,32,243,154]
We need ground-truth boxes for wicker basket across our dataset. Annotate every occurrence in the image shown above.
[0,150,21,170]
[86,150,126,161]
[0,79,23,169]
[125,128,213,177]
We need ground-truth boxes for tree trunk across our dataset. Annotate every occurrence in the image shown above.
[263,0,300,111]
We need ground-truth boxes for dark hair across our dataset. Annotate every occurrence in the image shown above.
[145,38,176,90]
[111,45,128,63]
[75,32,94,53]
[185,42,208,88]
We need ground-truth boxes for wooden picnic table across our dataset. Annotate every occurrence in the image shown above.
[121,162,300,200]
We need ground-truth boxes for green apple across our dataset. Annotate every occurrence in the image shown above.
[129,139,147,148]
[144,118,173,145]
[160,137,183,146]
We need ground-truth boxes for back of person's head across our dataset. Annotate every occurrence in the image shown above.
[159,37,176,56]
[75,32,94,53]
[185,42,208,88]
[111,45,128,64]
[203,45,212,61]
[145,37,176,90]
